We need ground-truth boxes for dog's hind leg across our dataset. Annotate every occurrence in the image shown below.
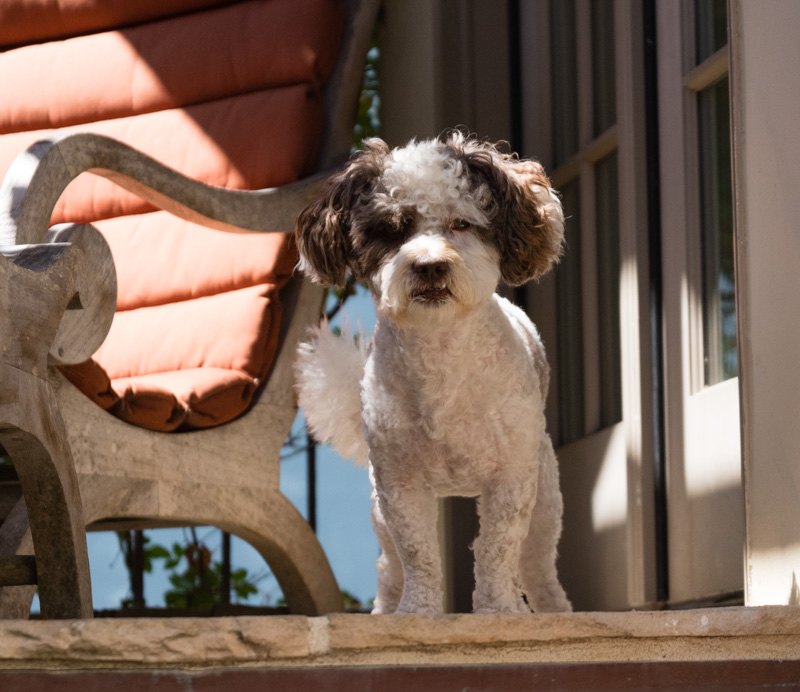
[519,435,572,612]
[370,485,404,614]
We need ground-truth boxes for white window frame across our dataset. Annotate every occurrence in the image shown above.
[657,0,744,604]
[728,0,800,607]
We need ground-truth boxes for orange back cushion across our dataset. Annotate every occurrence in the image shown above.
[0,0,344,430]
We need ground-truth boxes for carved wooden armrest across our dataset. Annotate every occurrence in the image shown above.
[0,131,330,246]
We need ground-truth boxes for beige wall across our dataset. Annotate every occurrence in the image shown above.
[378,0,439,145]
[379,0,512,147]
[730,0,800,606]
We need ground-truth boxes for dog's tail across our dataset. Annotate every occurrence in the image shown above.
[294,319,369,465]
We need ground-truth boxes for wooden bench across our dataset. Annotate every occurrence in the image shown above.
[0,0,379,619]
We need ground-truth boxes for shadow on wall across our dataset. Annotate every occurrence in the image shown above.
[557,428,744,611]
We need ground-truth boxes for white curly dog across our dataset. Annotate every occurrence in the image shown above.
[294,133,572,615]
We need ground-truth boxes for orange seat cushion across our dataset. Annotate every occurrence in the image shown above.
[60,214,299,431]
[1,0,344,430]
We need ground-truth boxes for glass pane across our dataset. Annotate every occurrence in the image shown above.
[556,181,584,445]
[698,76,736,385]
[595,152,622,427]
[695,0,728,64]
[591,0,616,136]
[550,0,578,167]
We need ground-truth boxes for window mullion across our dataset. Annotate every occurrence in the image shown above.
[576,0,600,438]
[580,161,601,436]
[683,46,728,91]
[683,84,706,395]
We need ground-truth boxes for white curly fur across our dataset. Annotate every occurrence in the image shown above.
[295,136,571,615]
[295,319,368,465]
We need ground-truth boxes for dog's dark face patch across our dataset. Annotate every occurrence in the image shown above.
[347,203,419,282]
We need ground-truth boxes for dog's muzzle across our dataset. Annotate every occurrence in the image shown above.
[410,259,451,303]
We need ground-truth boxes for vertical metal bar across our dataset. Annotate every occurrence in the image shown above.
[642,0,670,604]
[508,0,529,313]
[132,529,145,609]
[221,531,231,606]
[508,0,523,155]
[306,426,317,533]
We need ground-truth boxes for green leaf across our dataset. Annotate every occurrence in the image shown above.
[234,583,258,600]
[147,545,171,560]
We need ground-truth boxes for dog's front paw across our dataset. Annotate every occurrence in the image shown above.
[473,586,531,614]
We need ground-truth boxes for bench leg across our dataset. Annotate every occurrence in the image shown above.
[0,371,92,619]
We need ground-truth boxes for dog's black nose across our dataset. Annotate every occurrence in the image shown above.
[412,260,449,283]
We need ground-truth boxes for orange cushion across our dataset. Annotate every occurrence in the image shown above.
[2,0,342,430]
[113,369,258,430]
[95,211,297,312]
[60,212,299,431]
[0,0,344,134]
[0,0,237,48]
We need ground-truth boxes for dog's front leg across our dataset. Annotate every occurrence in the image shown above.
[373,472,443,615]
[473,474,538,613]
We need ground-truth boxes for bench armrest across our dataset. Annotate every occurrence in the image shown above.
[0,132,331,246]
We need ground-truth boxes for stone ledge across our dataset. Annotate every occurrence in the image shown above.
[0,606,798,671]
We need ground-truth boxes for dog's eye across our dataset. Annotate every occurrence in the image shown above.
[450,219,471,231]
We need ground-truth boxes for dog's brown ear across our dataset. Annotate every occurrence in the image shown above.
[295,139,389,288]
[295,176,350,288]
[495,157,565,286]
[453,136,565,286]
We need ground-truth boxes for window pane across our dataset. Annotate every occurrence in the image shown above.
[595,152,622,427]
[695,0,728,64]
[550,0,578,167]
[698,76,736,385]
[556,181,584,444]
[591,0,616,136]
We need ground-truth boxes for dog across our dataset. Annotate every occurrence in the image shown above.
[294,133,571,615]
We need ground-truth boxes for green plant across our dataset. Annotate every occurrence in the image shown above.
[353,42,380,148]
[341,589,363,612]
[117,528,257,609]
[155,536,257,609]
